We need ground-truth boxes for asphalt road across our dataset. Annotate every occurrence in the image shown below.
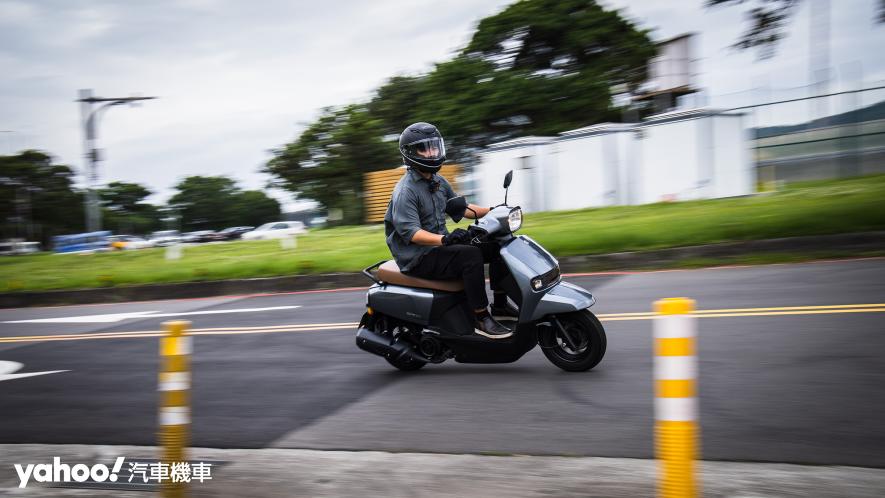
[1,258,883,467]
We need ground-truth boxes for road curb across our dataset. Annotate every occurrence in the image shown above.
[3,231,883,308]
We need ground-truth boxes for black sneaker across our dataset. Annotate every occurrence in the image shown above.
[474,314,513,339]
[491,301,519,319]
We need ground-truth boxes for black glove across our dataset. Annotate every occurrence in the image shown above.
[442,228,470,246]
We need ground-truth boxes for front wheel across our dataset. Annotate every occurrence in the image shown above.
[540,310,606,372]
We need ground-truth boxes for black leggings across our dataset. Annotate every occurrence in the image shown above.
[404,243,506,311]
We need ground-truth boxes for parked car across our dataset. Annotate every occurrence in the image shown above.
[241,221,306,240]
[108,235,152,250]
[0,240,40,255]
[149,230,181,247]
[308,216,328,228]
[181,230,217,244]
[213,226,255,241]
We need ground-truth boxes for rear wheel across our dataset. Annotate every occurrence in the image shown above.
[541,310,606,372]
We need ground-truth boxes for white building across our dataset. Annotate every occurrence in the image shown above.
[552,123,634,209]
[474,109,754,212]
[632,109,753,204]
[474,136,554,213]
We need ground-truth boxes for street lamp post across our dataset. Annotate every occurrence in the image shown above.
[77,89,157,233]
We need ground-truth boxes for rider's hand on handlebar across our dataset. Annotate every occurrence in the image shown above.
[442,228,470,246]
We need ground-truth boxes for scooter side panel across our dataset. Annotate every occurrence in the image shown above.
[429,294,476,337]
[367,284,435,326]
[499,235,558,323]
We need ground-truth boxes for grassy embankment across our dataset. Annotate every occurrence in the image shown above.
[2,175,884,293]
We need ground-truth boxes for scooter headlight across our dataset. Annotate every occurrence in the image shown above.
[508,207,523,233]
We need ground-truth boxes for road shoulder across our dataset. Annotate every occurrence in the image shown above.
[1,444,883,498]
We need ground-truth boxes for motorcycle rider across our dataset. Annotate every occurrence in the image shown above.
[384,122,514,339]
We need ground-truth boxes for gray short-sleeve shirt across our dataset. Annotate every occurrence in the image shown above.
[384,168,457,271]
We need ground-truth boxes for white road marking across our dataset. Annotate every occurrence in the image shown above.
[3,311,160,324]
[2,306,301,324]
[0,361,68,382]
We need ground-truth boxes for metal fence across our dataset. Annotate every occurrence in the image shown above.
[725,85,885,185]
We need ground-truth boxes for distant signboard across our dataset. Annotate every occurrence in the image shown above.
[52,231,111,253]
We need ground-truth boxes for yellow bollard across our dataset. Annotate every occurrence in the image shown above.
[159,320,192,498]
[654,298,699,498]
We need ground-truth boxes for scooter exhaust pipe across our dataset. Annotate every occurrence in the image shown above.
[356,326,427,363]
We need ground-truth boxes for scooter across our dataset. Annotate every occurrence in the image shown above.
[356,170,606,372]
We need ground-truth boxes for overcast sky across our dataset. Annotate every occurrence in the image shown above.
[1,0,882,210]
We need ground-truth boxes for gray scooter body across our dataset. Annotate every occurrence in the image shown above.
[363,226,596,364]
[357,170,601,367]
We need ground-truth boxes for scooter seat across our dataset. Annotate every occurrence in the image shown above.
[377,260,464,293]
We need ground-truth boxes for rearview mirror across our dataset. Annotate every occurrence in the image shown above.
[445,196,468,222]
[503,170,513,189]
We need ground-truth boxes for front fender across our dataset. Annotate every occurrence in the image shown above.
[530,281,596,321]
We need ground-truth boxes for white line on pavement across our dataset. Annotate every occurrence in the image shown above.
[0,361,68,382]
[2,306,302,324]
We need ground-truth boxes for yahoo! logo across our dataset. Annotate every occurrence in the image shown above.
[14,457,125,488]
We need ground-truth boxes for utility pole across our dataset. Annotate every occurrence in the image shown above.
[77,89,157,233]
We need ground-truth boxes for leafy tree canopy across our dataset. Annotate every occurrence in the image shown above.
[0,150,84,245]
[99,181,163,235]
[268,0,655,223]
[169,175,282,231]
[100,181,153,213]
[265,105,395,225]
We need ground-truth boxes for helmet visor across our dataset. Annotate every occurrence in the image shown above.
[402,137,445,161]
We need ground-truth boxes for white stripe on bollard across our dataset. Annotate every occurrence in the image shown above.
[159,406,190,426]
[158,372,191,391]
[654,356,697,381]
[655,397,699,422]
[657,314,697,338]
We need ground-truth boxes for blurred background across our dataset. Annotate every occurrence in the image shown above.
[1,0,883,260]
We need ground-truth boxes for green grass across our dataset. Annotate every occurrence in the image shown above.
[2,175,884,293]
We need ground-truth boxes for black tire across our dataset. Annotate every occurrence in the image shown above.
[541,310,607,372]
[385,355,426,371]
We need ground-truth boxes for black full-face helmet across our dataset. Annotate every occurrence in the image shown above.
[399,122,446,173]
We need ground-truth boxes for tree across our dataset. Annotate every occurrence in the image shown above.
[100,181,152,213]
[370,0,654,158]
[269,0,656,224]
[0,150,84,246]
[169,176,241,231]
[463,0,653,90]
[232,190,282,227]
[265,105,396,225]
[99,181,162,235]
[168,176,282,230]
[367,75,426,138]
[708,0,884,58]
